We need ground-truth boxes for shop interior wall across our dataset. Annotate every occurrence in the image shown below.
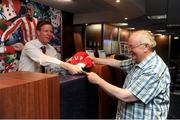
[61,11,75,60]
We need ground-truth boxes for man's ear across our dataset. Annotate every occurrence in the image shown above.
[144,44,150,52]
[144,47,148,52]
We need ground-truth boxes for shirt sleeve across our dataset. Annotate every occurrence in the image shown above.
[24,43,62,66]
[120,59,134,73]
[1,18,23,42]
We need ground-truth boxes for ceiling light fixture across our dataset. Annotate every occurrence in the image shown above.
[174,36,179,39]
[128,27,135,30]
[117,23,128,26]
[57,0,72,2]
[154,33,162,36]
[147,14,167,20]
[156,29,166,32]
[116,0,120,3]
[167,24,180,27]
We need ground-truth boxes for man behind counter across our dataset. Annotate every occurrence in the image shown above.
[18,20,83,74]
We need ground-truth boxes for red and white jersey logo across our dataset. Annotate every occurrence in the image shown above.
[67,51,94,68]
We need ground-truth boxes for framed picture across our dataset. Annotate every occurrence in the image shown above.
[119,42,129,55]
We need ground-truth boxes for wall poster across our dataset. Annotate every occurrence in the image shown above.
[0,0,62,73]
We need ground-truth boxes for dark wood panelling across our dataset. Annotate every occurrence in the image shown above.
[62,11,75,60]
[86,24,102,56]
[155,35,169,64]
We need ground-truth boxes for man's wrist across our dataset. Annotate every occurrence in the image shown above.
[59,61,64,67]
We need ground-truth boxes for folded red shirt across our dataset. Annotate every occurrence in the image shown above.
[67,51,94,68]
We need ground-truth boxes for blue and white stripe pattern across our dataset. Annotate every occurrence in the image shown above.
[116,51,171,120]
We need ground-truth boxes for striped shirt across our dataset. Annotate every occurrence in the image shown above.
[116,51,171,120]
[1,16,38,43]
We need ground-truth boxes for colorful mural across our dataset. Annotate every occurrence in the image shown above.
[0,0,62,73]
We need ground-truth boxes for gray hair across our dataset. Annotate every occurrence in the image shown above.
[138,30,156,49]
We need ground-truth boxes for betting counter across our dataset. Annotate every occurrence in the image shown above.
[60,74,98,119]
[0,71,60,119]
[59,64,125,119]
[0,64,125,119]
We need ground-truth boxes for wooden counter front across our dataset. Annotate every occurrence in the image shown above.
[0,71,60,119]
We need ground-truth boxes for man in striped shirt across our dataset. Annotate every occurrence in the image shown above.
[87,30,170,119]
[1,3,38,52]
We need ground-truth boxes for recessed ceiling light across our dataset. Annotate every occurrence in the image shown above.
[117,23,128,26]
[116,0,120,3]
[174,36,179,39]
[154,33,162,36]
[147,14,167,20]
[156,29,166,32]
[128,27,135,30]
[167,24,180,27]
[57,0,72,2]
[124,18,128,20]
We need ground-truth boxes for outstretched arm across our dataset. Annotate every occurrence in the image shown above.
[89,56,121,68]
[24,43,83,74]
[1,18,22,42]
[87,72,138,102]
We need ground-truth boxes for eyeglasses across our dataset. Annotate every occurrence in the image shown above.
[128,43,145,50]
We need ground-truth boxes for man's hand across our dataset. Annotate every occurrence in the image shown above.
[12,42,24,51]
[60,62,83,75]
[86,72,102,85]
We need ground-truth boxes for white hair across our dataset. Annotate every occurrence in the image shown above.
[138,30,157,49]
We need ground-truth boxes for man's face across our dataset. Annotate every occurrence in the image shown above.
[37,24,53,45]
[128,34,146,63]
[27,6,34,19]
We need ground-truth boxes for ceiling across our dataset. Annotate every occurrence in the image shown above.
[35,0,180,35]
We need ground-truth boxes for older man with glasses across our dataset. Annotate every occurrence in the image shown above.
[87,30,170,119]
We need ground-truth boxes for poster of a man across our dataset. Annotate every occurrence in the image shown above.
[0,0,62,73]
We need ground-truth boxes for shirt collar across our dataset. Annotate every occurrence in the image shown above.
[136,51,156,69]
[35,39,48,48]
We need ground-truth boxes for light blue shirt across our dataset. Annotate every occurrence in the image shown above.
[116,51,171,120]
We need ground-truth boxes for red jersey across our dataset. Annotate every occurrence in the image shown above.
[67,51,94,68]
[1,16,38,43]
